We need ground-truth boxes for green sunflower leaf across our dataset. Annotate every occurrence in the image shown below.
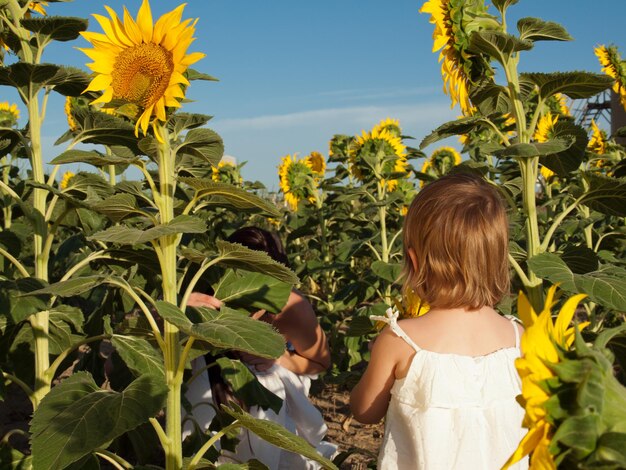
[419,117,484,149]
[216,357,283,414]
[89,194,143,223]
[168,112,213,137]
[528,253,626,311]
[522,72,614,100]
[0,278,49,324]
[112,335,165,379]
[492,0,519,13]
[20,16,88,42]
[577,173,626,217]
[89,215,206,245]
[213,240,298,284]
[468,31,533,63]
[222,405,338,470]
[0,127,22,158]
[492,137,574,158]
[371,260,402,283]
[31,372,167,470]
[186,68,219,81]
[213,270,292,313]
[469,81,512,115]
[0,63,59,95]
[51,149,140,166]
[539,120,588,176]
[178,177,280,217]
[25,275,108,297]
[176,128,224,167]
[517,17,572,42]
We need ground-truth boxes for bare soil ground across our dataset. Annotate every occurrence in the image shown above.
[310,383,383,469]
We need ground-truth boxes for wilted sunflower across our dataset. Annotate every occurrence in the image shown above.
[80,0,205,139]
[60,171,75,190]
[0,102,20,125]
[419,0,496,115]
[349,127,407,190]
[588,119,608,155]
[503,285,588,470]
[372,117,402,138]
[595,44,626,110]
[278,154,319,210]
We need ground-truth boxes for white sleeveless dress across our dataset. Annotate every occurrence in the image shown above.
[376,312,528,470]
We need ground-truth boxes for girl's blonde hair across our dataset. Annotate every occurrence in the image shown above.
[403,173,509,309]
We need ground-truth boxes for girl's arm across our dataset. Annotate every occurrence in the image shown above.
[273,290,331,375]
[350,327,403,424]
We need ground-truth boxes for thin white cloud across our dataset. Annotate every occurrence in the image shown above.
[315,86,439,101]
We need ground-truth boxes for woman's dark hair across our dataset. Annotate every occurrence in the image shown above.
[227,227,289,267]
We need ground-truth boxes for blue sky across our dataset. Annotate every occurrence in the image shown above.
[7,0,626,189]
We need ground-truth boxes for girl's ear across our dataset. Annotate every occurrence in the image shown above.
[408,248,418,271]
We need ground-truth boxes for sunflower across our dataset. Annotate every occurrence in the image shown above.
[372,117,402,138]
[349,127,407,189]
[534,113,558,143]
[419,0,496,116]
[79,0,205,139]
[587,119,607,155]
[27,1,47,16]
[398,288,430,318]
[211,160,242,186]
[60,171,75,190]
[554,93,570,116]
[595,44,626,110]
[304,151,326,179]
[278,154,319,210]
[64,95,119,133]
[0,102,20,125]
[503,286,588,470]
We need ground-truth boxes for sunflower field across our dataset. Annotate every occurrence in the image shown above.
[0,0,625,469]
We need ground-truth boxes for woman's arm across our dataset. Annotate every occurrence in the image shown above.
[272,290,331,375]
[350,328,403,424]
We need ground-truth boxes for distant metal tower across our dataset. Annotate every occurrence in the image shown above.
[572,90,611,128]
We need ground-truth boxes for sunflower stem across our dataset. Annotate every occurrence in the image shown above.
[155,124,184,470]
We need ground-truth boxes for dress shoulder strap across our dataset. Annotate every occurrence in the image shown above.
[370,308,421,353]
[504,315,521,349]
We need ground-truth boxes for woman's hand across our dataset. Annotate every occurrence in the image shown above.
[187,292,222,309]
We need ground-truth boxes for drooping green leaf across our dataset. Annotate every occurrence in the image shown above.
[223,405,338,470]
[26,275,108,297]
[214,241,298,284]
[176,128,224,167]
[186,69,219,81]
[89,215,206,245]
[0,278,49,324]
[419,117,484,149]
[0,127,22,158]
[61,171,115,199]
[522,72,614,100]
[31,372,167,470]
[371,261,402,283]
[0,63,59,95]
[48,305,86,355]
[213,270,292,313]
[66,107,141,153]
[155,300,193,331]
[468,81,512,115]
[216,357,283,414]
[492,0,519,13]
[528,253,626,311]
[578,173,626,217]
[178,178,280,217]
[468,31,533,63]
[168,113,213,137]
[561,245,599,274]
[189,306,285,359]
[539,120,588,176]
[21,16,88,42]
[493,138,574,158]
[552,415,599,460]
[51,149,140,166]
[517,17,572,42]
[90,194,142,223]
[112,335,165,379]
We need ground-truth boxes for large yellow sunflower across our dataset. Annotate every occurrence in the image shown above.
[595,44,626,110]
[278,154,318,210]
[0,102,20,125]
[503,286,588,470]
[79,0,205,138]
[419,0,495,116]
[587,119,607,155]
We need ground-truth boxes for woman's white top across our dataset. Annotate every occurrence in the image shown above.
[375,311,528,470]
